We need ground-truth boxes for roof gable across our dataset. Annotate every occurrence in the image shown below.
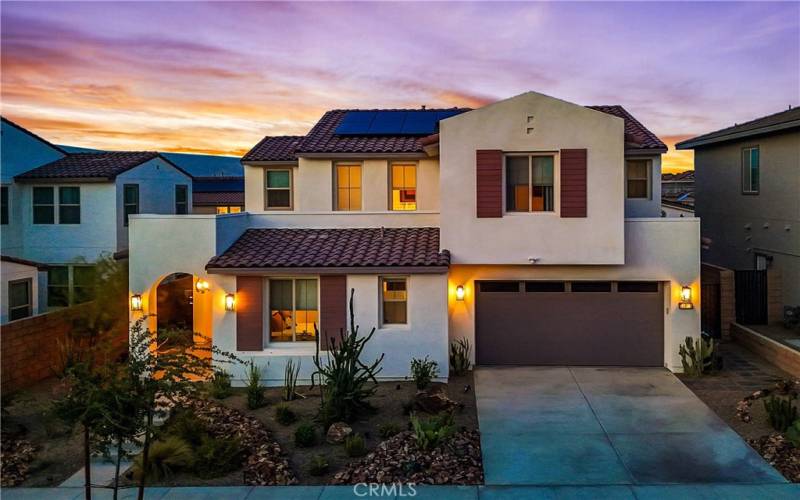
[14,151,181,181]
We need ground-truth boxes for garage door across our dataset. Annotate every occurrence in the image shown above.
[475,281,664,366]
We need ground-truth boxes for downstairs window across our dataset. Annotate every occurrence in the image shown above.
[269,278,318,343]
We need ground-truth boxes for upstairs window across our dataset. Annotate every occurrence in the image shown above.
[8,279,32,321]
[1,186,8,225]
[33,186,55,224]
[265,169,292,209]
[175,185,188,214]
[123,184,139,226]
[626,160,650,199]
[335,163,362,211]
[742,146,759,194]
[58,187,80,224]
[391,163,417,211]
[216,206,242,214]
[506,154,554,212]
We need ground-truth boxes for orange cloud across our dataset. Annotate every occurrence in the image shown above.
[661,135,695,174]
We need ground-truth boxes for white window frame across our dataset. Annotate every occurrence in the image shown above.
[742,146,760,194]
[175,184,189,214]
[389,162,418,211]
[625,160,651,199]
[267,277,320,344]
[334,162,363,211]
[8,278,33,321]
[379,276,409,327]
[123,183,139,227]
[503,152,559,214]
[264,168,293,210]
[32,186,55,225]
[47,264,95,308]
[58,186,81,224]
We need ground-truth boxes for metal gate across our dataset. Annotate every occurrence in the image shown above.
[735,270,767,325]
[701,283,721,338]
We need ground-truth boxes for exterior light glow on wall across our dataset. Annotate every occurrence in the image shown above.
[456,285,465,301]
[130,294,143,311]
[225,293,236,312]
[679,286,694,310]
[195,280,210,293]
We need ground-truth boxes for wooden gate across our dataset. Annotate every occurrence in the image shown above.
[735,270,767,325]
[701,283,721,338]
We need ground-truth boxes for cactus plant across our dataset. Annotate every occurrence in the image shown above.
[678,336,715,377]
[764,396,798,432]
[449,338,472,376]
[283,358,300,401]
[785,419,800,447]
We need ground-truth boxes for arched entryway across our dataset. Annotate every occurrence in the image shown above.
[155,272,194,348]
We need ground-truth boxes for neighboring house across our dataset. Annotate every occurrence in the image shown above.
[1,117,193,309]
[677,107,800,308]
[1,255,45,324]
[662,171,695,198]
[128,91,700,384]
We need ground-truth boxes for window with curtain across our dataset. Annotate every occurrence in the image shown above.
[380,277,408,325]
[175,185,188,214]
[269,278,318,342]
[626,160,650,199]
[505,154,554,212]
[335,164,362,211]
[391,164,417,211]
[532,156,554,211]
[265,169,292,209]
[33,186,55,224]
[123,184,139,226]
[8,279,32,321]
[59,187,80,224]
[742,147,760,194]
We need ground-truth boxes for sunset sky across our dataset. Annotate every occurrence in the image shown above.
[2,1,798,173]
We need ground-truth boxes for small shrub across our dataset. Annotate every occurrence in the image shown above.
[410,356,439,390]
[247,362,266,410]
[307,454,329,476]
[284,358,301,401]
[344,433,368,457]
[275,403,298,426]
[295,422,317,447]
[166,409,208,448]
[193,436,244,479]
[786,419,800,447]
[410,412,455,451]
[401,399,415,415]
[132,436,194,481]
[378,422,402,439]
[209,369,233,399]
[449,338,472,376]
[764,396,798,432]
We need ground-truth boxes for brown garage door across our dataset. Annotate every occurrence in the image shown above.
[475,281,664,366]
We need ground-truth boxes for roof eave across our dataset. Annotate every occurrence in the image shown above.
[676,120,800,149]
[241,160,299,166]
[14,176,114,183]
[206,265,449,275]
[625,147,667,156]
[296,152,427,159]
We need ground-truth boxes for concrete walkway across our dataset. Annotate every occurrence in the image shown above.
[475,366,788,486]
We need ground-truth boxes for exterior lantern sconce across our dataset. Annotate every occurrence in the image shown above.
[455,285,465,301]
[130,294,143,312]
[195,280,210,293]
[679,286,694,310]
[225,293,236,312]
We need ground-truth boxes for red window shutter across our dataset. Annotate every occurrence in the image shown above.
[236,276,263,351]
[560,149,587,218]
[476,149,503,218]
[319,275,347,350]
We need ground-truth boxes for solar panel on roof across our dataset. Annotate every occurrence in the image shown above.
[334,109,468,136]
[400,111,439,134]
[334,111,376,135]
[368,111,407,134]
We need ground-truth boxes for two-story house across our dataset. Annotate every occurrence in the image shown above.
[1,117,193,314]
[128,91,700,383]
[677,107,800,312]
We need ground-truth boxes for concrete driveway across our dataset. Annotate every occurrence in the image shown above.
[475,366,787,486]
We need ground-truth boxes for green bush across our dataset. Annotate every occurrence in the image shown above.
[786,419,800,447]
[295,422,317,447]
[132,436,194,481]
[410,412,455,451]
[764,396,798,432]
[247,362,266,410]
[307,454,329,476]
[275,403,298,426]
[166,410,208,448]
[449,338,472,376]
[193,436,244,479]
[209,370,233,399]
[378,422,403,439]
[410,356,439,390]
[344,434,368,457]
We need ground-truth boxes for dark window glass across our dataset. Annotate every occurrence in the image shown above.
[381,278,407,325]
[742,147,760,193]
[123,184,139,226]
[617,281,659,293]
[1,186,9,225]
[72,266,96,304]
[175,185,188,214]
[479,281,520,293]
[525,281,565,292]
[33,187,55,224]
[59,187,80,224]
[47,266,70,307]
[571,281,612,293]
[9,279,32,321]
[266,189,291,208]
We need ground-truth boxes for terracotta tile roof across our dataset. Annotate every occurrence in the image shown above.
[15,151,169,180]
[676,107,800,149]
[192,191,244,206]
[241,135,303,162]
[587,105,667,152]
[295,109,469,155]
[207,227,449,270]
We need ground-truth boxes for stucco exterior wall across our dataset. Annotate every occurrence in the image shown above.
[0,120,64,182]
[625,154,663,218]
[1,261,40,323]
[447,218,701,372]
[694,131,800,305]
[439,91,626,265]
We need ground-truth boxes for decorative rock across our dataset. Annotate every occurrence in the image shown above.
[414,387,460,414]
[0,434,35,486]
[748,433,800,482]
[326,421,353,444]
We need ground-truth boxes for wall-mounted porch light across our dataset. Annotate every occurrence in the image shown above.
[679,286,694,310]
[224,293,236,312]
[195,279,210,293]
[130,294,143,311]
[455,285,465,301]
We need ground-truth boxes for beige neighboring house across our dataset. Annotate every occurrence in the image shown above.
[1,255,45,324]
[677,107,800,309]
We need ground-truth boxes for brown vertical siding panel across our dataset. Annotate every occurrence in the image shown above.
[236,276,264,351]
[319,275,347,350]
[476,149,503,218]
[560,149,587,217]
